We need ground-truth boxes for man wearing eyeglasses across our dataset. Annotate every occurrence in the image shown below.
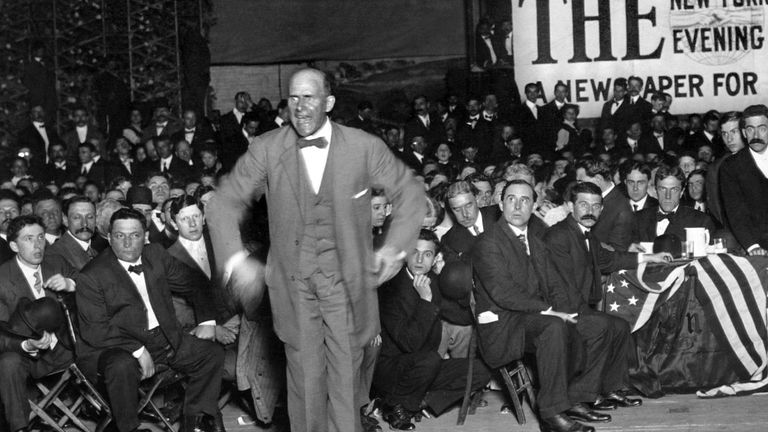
[631,165,715,243]
[545,182,670,309]
[720,104,768,256]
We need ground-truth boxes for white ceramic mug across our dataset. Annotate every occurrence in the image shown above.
[685,227,710,258]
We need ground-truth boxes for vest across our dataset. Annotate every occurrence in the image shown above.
[298,149,340,279]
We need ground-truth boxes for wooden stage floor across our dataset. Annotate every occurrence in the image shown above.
[184,389,768,432]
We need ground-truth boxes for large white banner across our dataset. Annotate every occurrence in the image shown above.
[513,0,767,118]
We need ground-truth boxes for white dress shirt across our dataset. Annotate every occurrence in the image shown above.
[233,108,245,125]
[300,118,333,194]
[469,211,485,236]
[160,156,173,172]
[184,128,196,144]
[656,205,678,237]
[750,148,768,179]
[67,230,92,251]
[481,36,497,64]
[33,121,50,162]
[44,233,59,244]
[76,125,88,143]
[80,160,94,175]
[179,237,211,279]
[118,257,161,359]
[630,195,648,212]
[610,98,623,115]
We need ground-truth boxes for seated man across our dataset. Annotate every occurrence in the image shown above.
[374,229,490,430]
[75,208,225,432]
[632,165,715,245]
[0,215,76,432]
[471,180,643,432]
[544,182,671,308]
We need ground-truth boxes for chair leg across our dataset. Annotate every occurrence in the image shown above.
[500,366,526,425]
[29,401,67,432]
[456,329,477,425]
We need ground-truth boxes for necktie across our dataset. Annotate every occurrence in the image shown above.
[584,230,591,251]
[472,225,480,236]
[81,166,88,175]
[657,211,675,222]
[633,204,639,212]
[297,137,328,149]
[631,98,636,105]
[38,124,45,129]
[33,271,43,295]
[86,247,97,259]
[128,264,144,275]
[517,234,529,255]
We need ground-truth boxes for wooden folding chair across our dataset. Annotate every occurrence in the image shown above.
[28,296,112,432]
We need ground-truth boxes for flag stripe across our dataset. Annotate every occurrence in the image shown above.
[703,256,765,366]
[695,255,767,377]
[695,258,761,374]
[720,255,767,343]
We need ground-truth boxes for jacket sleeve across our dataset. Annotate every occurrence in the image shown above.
[719,160,766,249]
[470,236,550,313]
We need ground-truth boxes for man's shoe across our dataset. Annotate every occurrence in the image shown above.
[540,413,595,432]
[589,398,618,411]
[360,402,382,432]
[605,391,643,407]
[382,404,415,431]
[565,403,611,423]
[181,414,206,432]
[208,412,226,432]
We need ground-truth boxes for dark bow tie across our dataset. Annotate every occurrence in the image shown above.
[38,124,45,128]
[613,100,620,105]
[297,137,328,149]
[657,211,675,222]
[185,128,195,133]
[128,264,144,275]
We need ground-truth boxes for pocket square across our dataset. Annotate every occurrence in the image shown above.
[352,188,369,199]
[477,311,499,324]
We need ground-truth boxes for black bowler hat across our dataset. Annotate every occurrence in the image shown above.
[0,297,65,339]
[126,186,153,207]
[439,260,474,301]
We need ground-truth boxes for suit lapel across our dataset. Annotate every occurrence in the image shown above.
[277,129,304,219]
[9,260,35,299]
[105,251,143,302]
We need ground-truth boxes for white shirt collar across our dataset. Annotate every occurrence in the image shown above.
[82,160,94,171]
[161,155,173,165]
[16,256,41,284]
[33,121,45,128]
[45,233,59,244]
[576,221,590,235]
[76,125,87,130]
[631,95,640,103]
[631,194,648,209]
[117,256,142,270]
[179,235,205,252]
[473,211,485,234]
[555,100,565,108]
[66,230,91,251]
[525,100,538,110]
[509,224,527,238]
[602,183,615,198]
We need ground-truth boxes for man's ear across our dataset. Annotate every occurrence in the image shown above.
[567,201,574,214]
[9,240,18,254]
[62,215,69,229]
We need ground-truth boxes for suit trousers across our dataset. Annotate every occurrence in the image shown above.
[0,345,73,431]
[374,351,491,415]
[285,270,366,432]
[81,328,224,432]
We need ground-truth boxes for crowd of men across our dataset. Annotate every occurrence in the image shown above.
[0,65,767,432]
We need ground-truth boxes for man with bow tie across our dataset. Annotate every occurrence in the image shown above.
[632,165,715,243]
[42,143,77,185]
[75,208,225,432]
[140,100,183,144]
[599,78,633,141]
[473,20,497,70]
[15,105,63,167]
[170,109,216,158]
[207,68,424,432]
[62,106,106,164]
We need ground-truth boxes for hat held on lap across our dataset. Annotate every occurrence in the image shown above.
[0,297,65,339]
[439,260,474,301]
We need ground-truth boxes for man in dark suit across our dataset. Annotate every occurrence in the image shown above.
[684,111,725,155]
[708,111,745,227]
[76,142,107,189]
[457,97,491,155]
[403,95,441,149]
[42,143,77,186]
[720,104,768,255]
[170,109,217,158]
[599,78,633,139]
[217,91,252,146]
[544,182,669,308]
[61,106,106,163]
[0,215,77,432]
[621,162,658,212]
[442,180,500,259]
[140,101,183,143]
[639,113,678,156]
[374,230,490,429]
[576,159,634,251]
[111,137,144,183]
[633,165,715,243]
[44,196,98,271]
[206,68,424,432]
[220,112,257,172]
[154,136,193,183]
[539,82,568,146]
[15,105,63,167]
[75,208,225,432]
[472,180,640,432]
[515,83,549,157]
[398,135,428,173]
[626,76,653,128]
[473,21,497,69]
[0,191,21,264]
[346,101,377,135]
[594,127,632,160]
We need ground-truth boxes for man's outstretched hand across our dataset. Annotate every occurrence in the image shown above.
[373,246,406,286]
[228,255,266,320]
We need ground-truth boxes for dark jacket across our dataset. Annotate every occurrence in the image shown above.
[719,148,768,249]
[632,205,716,243]
[591,186,634,251]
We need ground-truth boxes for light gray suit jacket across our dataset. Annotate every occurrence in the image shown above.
[207,121,425,348]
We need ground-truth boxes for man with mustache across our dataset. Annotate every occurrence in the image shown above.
[544,182,670,309]
[44,196,99,271]
[720,104,768,256]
